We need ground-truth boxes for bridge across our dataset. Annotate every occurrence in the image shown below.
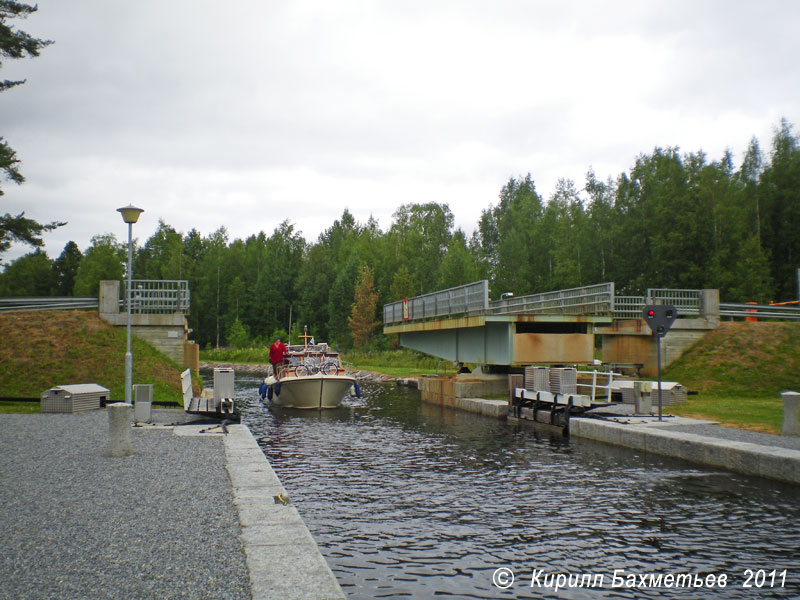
[383,281,800,376]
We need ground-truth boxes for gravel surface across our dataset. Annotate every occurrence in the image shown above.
[587,402,800,451]
[663,423,800,451]
[0,411,250,600]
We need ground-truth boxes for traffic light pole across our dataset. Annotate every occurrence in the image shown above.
[656,335,663,421]
[643,304,676,423]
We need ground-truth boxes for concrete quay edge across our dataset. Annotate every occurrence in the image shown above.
[223,424,346,600]
[569,417,800,485]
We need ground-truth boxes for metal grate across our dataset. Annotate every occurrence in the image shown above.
[524,366,550,392]
[646,289,701,316]
[549,367,577,394]
[125,280,190,314]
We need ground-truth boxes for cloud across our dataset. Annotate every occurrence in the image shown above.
[2,0,799,263]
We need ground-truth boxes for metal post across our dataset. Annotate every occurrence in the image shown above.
[656,335,663,421]
[796,268,800,302]
[125,221,133,406]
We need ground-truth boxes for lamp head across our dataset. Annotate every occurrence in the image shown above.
[117,204,144,224]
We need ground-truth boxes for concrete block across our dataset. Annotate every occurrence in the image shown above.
[246,544,345,600]
[617,426,647,452]
[106,402,132,457]
[782,391,800,436]
[99,280,120,314]
[756,448,800,484]
[227,463,284,491]
[226,447,268,460]
[235,498,303,527]
[241,521,318,547]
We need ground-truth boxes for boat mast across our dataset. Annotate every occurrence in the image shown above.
[301,325,313,350]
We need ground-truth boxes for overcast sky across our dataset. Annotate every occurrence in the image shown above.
[3,0,799,263]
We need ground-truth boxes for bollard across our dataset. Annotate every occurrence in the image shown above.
[782,391,800,436]
[107,402,133,456]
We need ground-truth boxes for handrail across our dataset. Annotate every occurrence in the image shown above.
[575,370,616,404]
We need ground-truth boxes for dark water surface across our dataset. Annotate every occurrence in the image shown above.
[230,375,800,599]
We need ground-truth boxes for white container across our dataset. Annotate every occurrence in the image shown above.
[133,384,153,423]
[213,368,235,401]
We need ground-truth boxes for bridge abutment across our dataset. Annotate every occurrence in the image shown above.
[597,290,720,376]
[98,280,199,371]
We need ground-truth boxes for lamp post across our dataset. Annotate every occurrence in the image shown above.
[117,204,144,405]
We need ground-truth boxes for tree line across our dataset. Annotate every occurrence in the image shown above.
[2,120,800,349]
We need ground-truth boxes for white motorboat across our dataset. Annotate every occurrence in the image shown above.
[259,339,359,409]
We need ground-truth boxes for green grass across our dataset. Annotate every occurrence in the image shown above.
[199,347,272,364]
[0,400,40,414]
[661,321,800,433]
[342,348,441,377]
[0,311,194,413]
[669,394,784,433]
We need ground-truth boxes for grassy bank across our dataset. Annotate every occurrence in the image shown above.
[0,311,192,413]
[663,321,800,433]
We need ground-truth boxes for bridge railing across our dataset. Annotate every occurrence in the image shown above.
[383,280,489,324]
[383,281,800,324]
[488,282,615,316]
[126,280,190,314]
[612,289,703,319]
[646,288,702,315]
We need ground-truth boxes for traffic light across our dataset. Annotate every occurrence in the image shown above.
[643,304,677,337]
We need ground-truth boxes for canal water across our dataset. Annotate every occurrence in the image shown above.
[229,374,799,599]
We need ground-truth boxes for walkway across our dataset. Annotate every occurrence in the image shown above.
[0,409,344,600]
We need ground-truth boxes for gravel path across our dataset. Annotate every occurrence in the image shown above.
[664,423,800,451]
[587,402,800,451]
[0,411,250,600]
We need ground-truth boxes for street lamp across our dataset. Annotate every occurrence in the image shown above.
[117,204,144,405]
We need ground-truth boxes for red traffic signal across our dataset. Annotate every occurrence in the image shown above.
[643,304,677,337]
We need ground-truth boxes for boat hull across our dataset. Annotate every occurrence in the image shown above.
[271,374,356,409]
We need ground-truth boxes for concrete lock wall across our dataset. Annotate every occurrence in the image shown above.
[419,374,508,408]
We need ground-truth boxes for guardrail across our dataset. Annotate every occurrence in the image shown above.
[720,303,800,320]
[488,282,614,316]
[0,297,99,312]
[126,280,190,314]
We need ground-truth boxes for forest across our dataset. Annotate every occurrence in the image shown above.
[1,120,799,350]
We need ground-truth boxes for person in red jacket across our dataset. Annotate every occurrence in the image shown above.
[269,336,289,380]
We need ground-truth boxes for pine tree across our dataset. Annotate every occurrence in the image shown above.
[347,264,379,349]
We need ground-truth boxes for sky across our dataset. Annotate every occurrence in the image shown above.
[3,0,800,264]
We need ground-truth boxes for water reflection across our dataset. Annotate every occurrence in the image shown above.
[229,374,800,599]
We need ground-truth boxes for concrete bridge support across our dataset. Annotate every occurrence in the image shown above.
[98,280,198,369]
[597,290,720,377]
